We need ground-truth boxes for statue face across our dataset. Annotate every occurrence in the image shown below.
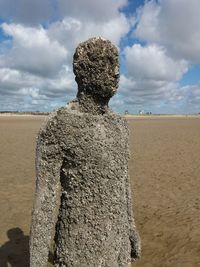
[73,37,120,100]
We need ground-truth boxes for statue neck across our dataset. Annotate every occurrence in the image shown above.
[77,92,109,115]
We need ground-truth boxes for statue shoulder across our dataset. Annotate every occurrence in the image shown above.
[105,112,129,129]
[38,109,60,138]
[38,105,82,144]
[38,106,74,135]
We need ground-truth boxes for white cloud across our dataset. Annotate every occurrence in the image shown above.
[1,23,68,77]
[0,0,128,26]
[0,0,199,114]
[118,43,190,113]
[125,44,188,81]
[0,0,130,111]
[0,67,76,111]
[0,0,53,25]
[119,74,177,102]
[134,0,200,63]
[134,0,160,42]
[118,75,200,114]
[58,0,128,22]
[47,0,130,61]
[118,0,200,113]
[180,85,200,105]
[47,13,130,57]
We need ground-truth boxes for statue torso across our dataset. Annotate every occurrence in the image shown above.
[41,106,131,266]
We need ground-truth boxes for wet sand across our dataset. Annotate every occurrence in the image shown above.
[0,115,199,267]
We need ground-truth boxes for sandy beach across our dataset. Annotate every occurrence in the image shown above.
[0,115,199,267]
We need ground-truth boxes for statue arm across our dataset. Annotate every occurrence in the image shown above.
[126,173,141,261]
[123,118,141,261]
[30,122,62,267]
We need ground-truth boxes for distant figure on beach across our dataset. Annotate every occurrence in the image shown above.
[30,37,141,267]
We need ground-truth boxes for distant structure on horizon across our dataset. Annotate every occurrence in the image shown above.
[138,110,152,115]
[138,110,144,115]
[0,111,49,115]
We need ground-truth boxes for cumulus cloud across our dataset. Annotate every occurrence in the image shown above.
[134,0,160,42]
[0,0,199,114]
[134,0,200,63]
[180,85,200,106]
[0,0,53,25]
[119,75,200,114]
[115,0,200,113]
[125,44,188,81]
[0,0,128,27]
[1,23,67,77]
[54,0,130,49]
[119,74,176,104]
[118,43,191,113]
[47,14,130,63]
[0,67,76,111]
[58,0,128,22]
[0,0,131,111]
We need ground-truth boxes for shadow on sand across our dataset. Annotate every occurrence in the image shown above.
[0,228,30,267]
[0,227,54,267]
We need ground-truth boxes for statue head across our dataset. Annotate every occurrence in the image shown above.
[73,37,119,102]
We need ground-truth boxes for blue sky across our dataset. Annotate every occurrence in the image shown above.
[0,0,199,114]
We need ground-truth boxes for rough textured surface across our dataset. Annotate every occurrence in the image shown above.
[73,37,119,100]
[30,37,141,267]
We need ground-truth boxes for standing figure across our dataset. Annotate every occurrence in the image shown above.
[30,37,141,267]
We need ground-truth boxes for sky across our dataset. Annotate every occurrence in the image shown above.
[0,0,200,114]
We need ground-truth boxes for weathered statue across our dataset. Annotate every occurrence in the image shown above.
[30,37,141,267]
